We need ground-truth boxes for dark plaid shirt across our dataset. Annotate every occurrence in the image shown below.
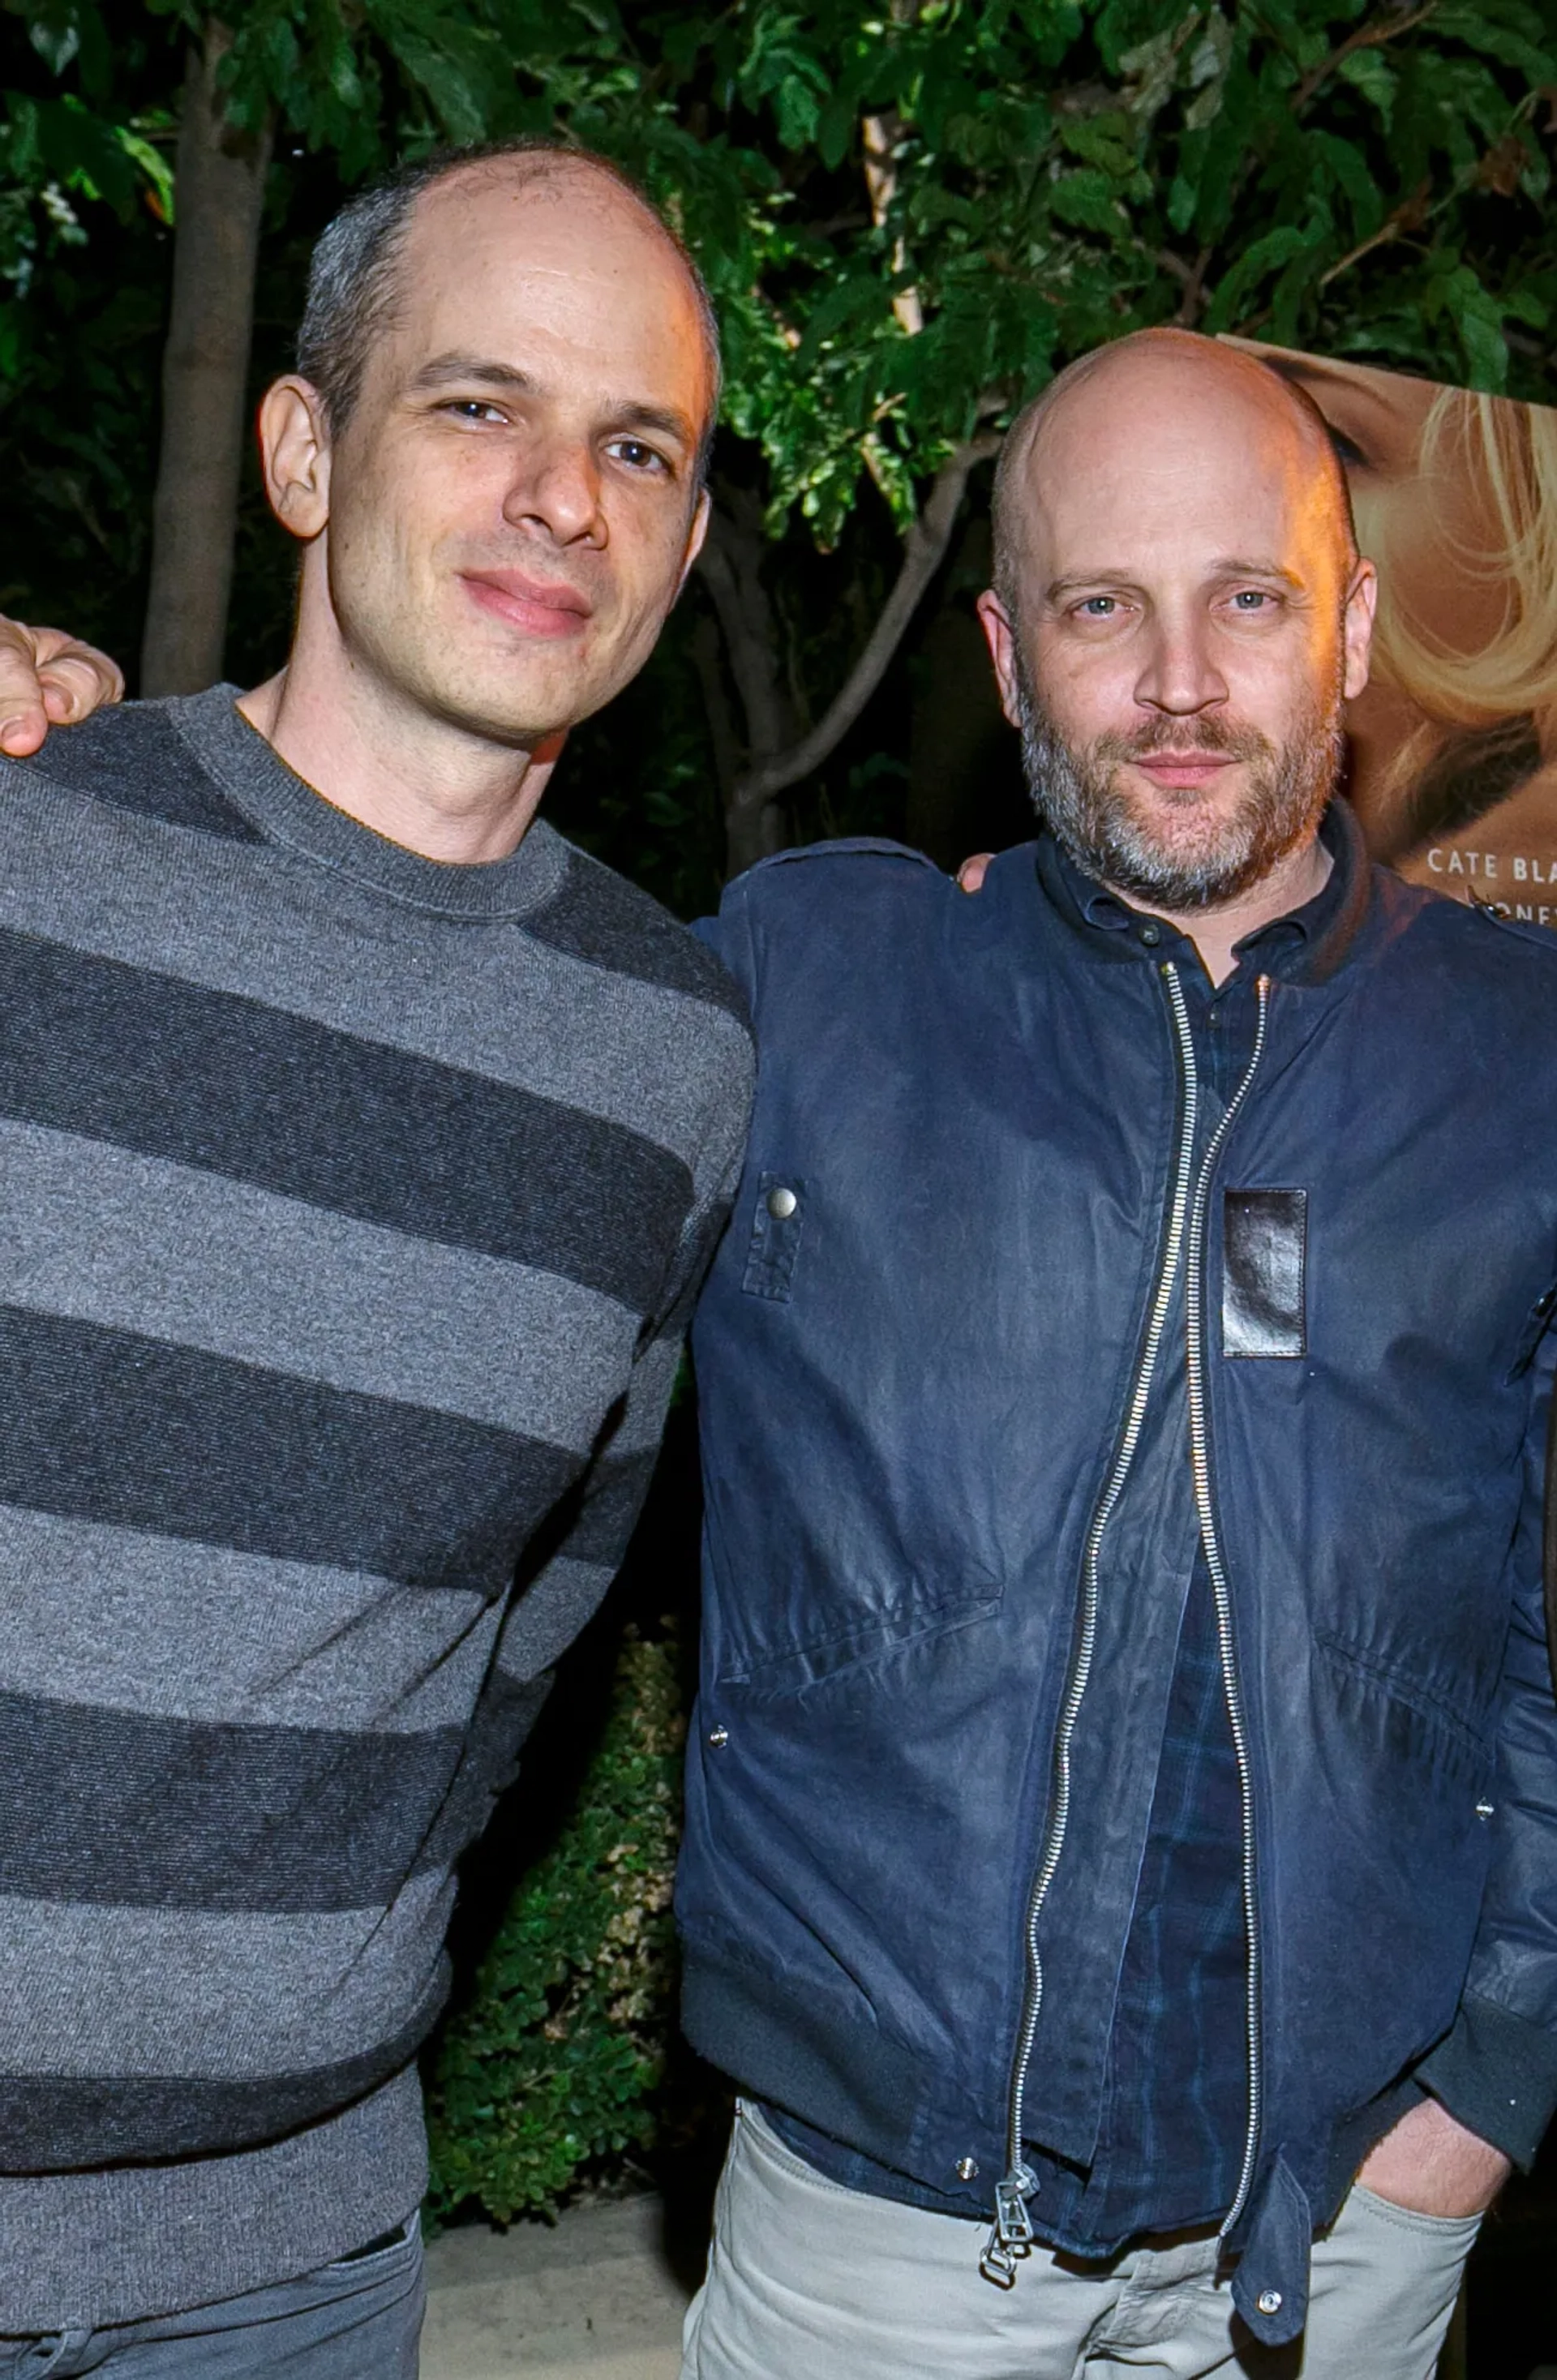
[766,835,1349,2254]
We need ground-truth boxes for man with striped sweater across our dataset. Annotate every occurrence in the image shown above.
[0,143,749,2369]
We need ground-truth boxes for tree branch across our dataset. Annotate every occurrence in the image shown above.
[863,110,924,337]
[730,432,1001,813]
[695,495,796,766]
[1290,2,1438,116]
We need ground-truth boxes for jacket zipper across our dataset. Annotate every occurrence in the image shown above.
[1168,966,1272,2238]
[981,959,1200,2285]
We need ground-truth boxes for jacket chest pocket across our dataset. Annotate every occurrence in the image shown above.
[1224,1187,1306,1359]
[741,1170,807,1302]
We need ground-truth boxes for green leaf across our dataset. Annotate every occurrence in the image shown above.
[115,128,174,224]
[1202,221,1314,332]
[27,8,79,78]
[1432,263,1512,391]
[1058,110,1139,176]
[1048,167,1130,234]
[1336,49,1397,129]
[1310,131,1383,240]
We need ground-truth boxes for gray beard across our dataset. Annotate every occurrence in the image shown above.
[1014,655,1344,912]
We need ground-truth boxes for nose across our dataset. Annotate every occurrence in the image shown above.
[501,437,606,548]
[1133,605,1227,720]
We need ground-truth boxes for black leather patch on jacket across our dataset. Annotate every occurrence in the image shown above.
[1223,1188,1306,1359]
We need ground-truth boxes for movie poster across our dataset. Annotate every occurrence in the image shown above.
[1232,341,1557,928]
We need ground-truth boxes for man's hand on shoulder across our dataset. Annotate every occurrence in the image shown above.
[957,851,995,894]
[1357,2094,1512,2219]
[0,618,123,757]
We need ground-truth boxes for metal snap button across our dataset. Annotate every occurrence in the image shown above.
[1139,921,1161,946]
[1476,1799,1495,1820]
[766,1186,798,1220]
[1256,2290,1282,2317]
[955,2156,979,2181]
[707,1725,729,1749]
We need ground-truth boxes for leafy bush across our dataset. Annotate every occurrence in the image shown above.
[423,1627,687,2223]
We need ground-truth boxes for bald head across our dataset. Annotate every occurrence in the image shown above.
[298,140,721,468]
[973,324,1378,926]
[992,329,1357,616]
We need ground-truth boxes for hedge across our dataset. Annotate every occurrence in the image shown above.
[423,1627,689,2223]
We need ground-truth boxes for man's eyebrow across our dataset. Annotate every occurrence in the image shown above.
[1044,559,1305,603]
[1044,571,1139,603]
[409,353,538,395]
[407,352,697,448]
[1206,556,1306,587]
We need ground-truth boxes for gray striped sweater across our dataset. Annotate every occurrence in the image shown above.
[0,688,752,2326]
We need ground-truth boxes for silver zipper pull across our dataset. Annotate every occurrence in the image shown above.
[980,2167,1037,2286]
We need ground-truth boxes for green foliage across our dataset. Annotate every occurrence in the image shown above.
[648,0,1557,541]
[2,0,1551,676]
[422,1629,687,2223]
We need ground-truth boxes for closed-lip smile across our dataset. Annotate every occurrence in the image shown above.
[460,570,594,637]
[1132,751,1235,787]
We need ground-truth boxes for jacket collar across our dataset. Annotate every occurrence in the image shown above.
[1032,799,1372,986]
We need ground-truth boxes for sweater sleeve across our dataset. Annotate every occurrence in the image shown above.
[487,1053,751,1700]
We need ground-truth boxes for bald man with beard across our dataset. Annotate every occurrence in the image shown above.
[9,332,1557,2379]
[672,330,1557,2379]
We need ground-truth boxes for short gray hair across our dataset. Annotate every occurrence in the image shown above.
[294,139,723,478]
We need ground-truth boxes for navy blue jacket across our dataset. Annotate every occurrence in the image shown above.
[680,811,1557,2347]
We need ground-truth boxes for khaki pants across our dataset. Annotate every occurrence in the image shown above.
[681,2105,1478,2379]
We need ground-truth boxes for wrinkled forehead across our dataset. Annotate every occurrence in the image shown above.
[1017,358,1344,594]
[387,162,714,401]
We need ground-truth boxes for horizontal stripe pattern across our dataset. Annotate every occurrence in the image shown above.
[0,770,744,1150]
[524,839,748,1016]
[24,704,264,843]
[0,1665,544,1915]
[0,1506,499,1732]
[0,925,689,1311]
[0,1117,639,1440]
[0,2066,428,2331]
[0,697,752,2198]
[0,1304,590,1591]
[0,1687,465,1910]
[0,1987,446,2168]
[0,1878,452,2073]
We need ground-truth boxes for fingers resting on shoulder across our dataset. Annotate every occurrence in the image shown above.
[0,619,124,757]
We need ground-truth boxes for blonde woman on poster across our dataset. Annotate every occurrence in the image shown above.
[1239,342,1557,923]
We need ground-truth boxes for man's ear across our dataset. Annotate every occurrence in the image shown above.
[975,588,1023,731]
[1341,555,1377,703]
[258,377,332,542]
[675,485,712,598]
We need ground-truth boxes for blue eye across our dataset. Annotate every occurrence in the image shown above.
[1081,597,1116,616]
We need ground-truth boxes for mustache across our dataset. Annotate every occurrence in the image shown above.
[1099,718,1277,765]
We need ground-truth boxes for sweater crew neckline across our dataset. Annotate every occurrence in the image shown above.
[172,685,569,920]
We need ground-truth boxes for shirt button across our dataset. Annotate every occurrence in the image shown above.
[1256,2290,1282,2317]
[1139,922,1161,946]
[766,1186,798,1220]
[707,1726,730,1749]
[955,2156,979,2181]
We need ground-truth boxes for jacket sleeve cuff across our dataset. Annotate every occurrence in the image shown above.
[1416,1991,1557,2169]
